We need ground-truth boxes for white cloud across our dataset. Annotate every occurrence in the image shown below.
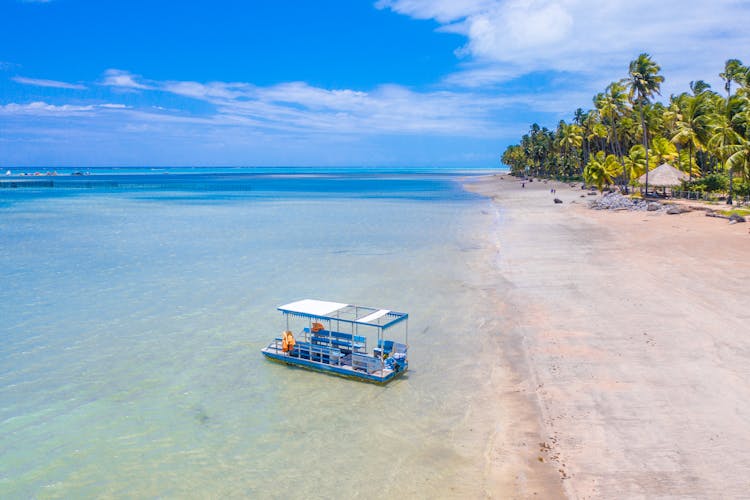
[379,0,750,93]
[101,69,152,90]
[94,72,510,137]
[13,76,87,90]
[0,102,95,115]
[375,0,491,23]
[0,101,129,116]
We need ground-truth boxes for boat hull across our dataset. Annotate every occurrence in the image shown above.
[262,349,406,384]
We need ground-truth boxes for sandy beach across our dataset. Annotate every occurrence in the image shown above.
[467,175,750,498]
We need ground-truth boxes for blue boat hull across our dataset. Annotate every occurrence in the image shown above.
[262,350,406,384]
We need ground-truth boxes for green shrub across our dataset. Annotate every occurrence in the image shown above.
[733,180,750,197]
[681,173,728,193]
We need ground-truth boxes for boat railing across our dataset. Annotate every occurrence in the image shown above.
[304,328,367,353]
[351,353,382,374]
[269,337,344,366]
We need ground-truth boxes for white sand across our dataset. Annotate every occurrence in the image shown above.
[468,175,750,498]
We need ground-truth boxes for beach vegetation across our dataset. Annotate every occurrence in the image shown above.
[501,55,750,202]
[624,144,648,183]
[719,208,750,217]
[584,152,622,191]
[681,173,728,193]
[624,53,664,194]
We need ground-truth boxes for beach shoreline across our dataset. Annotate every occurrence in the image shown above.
[466,174,750,498]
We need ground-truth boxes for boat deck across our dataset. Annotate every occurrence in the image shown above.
[261,339,403,384]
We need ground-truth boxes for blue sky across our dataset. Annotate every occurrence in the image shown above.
[1,0,749,167]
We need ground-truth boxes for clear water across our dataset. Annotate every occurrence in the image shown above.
[0,170,504,498]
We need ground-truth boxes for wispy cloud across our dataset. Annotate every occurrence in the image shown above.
[13,76,87,90]
[93,71,510,137]
[0,69,522,166]
[0,101,128,116]
[101,69,153,90]
[0,102,95,116]
[378,0,750,95]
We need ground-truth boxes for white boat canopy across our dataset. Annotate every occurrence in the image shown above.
[279,299,348,317]
[278,299,408,330]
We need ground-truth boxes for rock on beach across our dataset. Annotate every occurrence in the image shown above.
[588,192,650,211]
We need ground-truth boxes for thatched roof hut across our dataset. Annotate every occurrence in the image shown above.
[637,163,689,187]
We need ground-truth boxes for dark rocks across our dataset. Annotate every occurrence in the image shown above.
[554,198,563,204]
[666,205,688,215]
[589,192,647,211]
[707,212,746,222]
[589,192,697,214]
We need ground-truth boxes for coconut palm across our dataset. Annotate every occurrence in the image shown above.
[671,90,711,180]
[624,144,648,183]
[501,145,526,175]
[725,137,750,186]
[618,114,640,153]
[557,121,583,176]
[726,95,750,185]
[596,82,630,186]
[584,151,622,191]
[589,123,609,153]
[625,53,664,195]
[720,59,745,96]
[719,59,746,203]
[708,98,742,200]
[690,80,712,96]
[580,110,599,168]
[650,136,678,167]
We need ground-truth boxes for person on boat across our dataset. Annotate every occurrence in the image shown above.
[281,330,295,353]
[311,322,325,333]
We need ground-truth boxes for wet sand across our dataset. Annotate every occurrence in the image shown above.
[467,175,750,498]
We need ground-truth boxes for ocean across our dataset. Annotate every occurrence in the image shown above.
[0,168,506,498]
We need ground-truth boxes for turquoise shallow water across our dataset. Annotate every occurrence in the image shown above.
[0,170,504,498]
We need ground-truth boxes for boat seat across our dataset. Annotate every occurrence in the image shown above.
[377,339,394,354]
[351,353,383,374]
[309,329,366,351]
[290,340,342,364]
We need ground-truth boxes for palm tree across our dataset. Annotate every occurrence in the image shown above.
[690,80,712,96]
[558,121,583,176]
[501,145,527,175]
[596,82,630,187]
[625,53,664,196]
[671,89,711,180]
[581,110,599,169]
[708,98,742,200]
[590,123,609,153]
[650,136,678,167]
[624,144,648,185]
[719,59,746,203]
[725,137,750,187]
[726,95,750,188]
[584,152,622,191]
